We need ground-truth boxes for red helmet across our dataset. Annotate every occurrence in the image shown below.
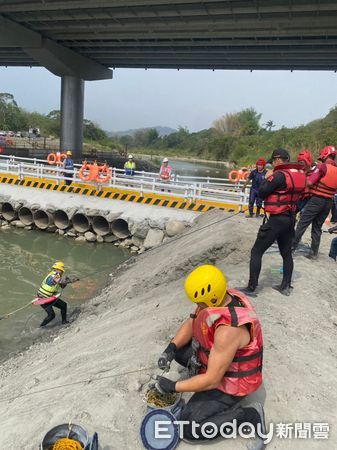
[318,146,336,161]
[256,158,266,167]
[297,149,312,167]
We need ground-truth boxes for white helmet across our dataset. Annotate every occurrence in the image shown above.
[162,157,169,163]
[128,154,133,159]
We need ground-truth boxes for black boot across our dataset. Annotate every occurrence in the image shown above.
[256,208,261,218]
[272,283,293,296]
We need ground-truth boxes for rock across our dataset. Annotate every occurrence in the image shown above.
[46,204,56,214]
[131,246,139,251]
[123,238,133,247]
[84,231,97,242]
[131,235,144,247]
[143,228,164,249]
[66,231,77,238]
[166,220,186,237]
[148,219,165,230]
[15,221,26,228]
[97,235,104,243]
[10,220,20,227]
[104,235,119,243]
[85,209,101,217]
[106,212,121,222]
[129,221,150,239]
[58,229,65,236]
[24,226,33,230]
[1,225,10,230]
[46,226,57,233]
[75,236,86,242]
[30,203,40,211]
[138,247,145,254]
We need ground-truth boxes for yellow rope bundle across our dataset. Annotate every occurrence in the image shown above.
[145,388,177,408]
[49,438,83,450]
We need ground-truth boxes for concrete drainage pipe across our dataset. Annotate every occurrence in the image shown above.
[92,215,111,236]
[54,209,76,230]
[110,218,130,238]
[1,202,18,221]
[33,209,55,230]
[72,213,91,233]
[18,206,34,226]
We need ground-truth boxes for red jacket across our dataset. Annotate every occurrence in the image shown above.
[263,164,307,214]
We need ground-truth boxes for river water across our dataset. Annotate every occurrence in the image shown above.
[0,228,128,362]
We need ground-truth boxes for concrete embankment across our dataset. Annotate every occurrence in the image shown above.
[0,210,336,449]
[0,184,195,253]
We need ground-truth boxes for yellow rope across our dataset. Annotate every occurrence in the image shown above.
[145,388,177,408]
[49,438,83,450]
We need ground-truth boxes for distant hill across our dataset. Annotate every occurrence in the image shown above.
[108,126,176,137]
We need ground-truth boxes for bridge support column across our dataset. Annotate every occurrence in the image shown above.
[60,76,84,159]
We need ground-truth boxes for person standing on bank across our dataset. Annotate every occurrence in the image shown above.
[63,151,74,186]
[292,146,337,259]
[124,154,136,176]
[242,158,267,218]
[242,149,306,296]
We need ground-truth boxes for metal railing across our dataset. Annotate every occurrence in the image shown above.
[0,154,250,207]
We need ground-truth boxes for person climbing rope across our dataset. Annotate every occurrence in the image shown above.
[155,265,265,443]
[37,261,78,327]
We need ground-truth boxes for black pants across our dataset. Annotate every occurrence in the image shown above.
[331,196,337,223]
[175,344,254,441]
[40,298,67,327]
[64,174,73,186]
[249,213,295,290]
[293,195,332,255]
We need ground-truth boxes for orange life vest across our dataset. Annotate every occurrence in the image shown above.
[263,163,306,214]
[309,163,337,199]
[192,288,263,397]
[159,164,172,180]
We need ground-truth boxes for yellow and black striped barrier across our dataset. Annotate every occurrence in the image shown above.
[0,173,242,213]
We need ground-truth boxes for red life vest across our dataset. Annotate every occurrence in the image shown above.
[263,163,306,214]
[159,164,172,180]
[192,288,263,397]
[309,163,337,199]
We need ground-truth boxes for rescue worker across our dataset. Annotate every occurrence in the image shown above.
[155,265,265,443]
[292,145,337,259]
[158,157,172,182]
[242,149,306,296]
[38,261,77,327]
[296,149,313,213]
[124,154,136,176]
[242,158,267,217]
[63,150,74,186]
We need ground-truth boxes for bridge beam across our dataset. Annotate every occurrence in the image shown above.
[60,76,84,160]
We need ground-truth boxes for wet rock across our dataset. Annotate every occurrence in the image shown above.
[144,229,164,249]
[75,236,86,242]
[166,220,186,237]
[97,235,104,243]
[66,231,77,238]
[84,231,97,242]
[58,229,65,236]
[15,221,26,228]
[131,246,139,252]
[104,235,119,243]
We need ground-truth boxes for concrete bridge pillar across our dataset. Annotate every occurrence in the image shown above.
[60,76,84,159]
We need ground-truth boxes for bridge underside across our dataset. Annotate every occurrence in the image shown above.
[1,1,337,72]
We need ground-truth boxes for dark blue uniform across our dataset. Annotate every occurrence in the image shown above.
[248,169,266,216]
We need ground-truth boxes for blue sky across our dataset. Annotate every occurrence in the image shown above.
[0,66,336,132]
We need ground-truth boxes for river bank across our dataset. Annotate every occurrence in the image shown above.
[0,210,336,449]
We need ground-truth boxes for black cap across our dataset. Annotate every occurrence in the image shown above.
[267,148,290,164]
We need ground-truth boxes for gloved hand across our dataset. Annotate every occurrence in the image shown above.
[155,376,177,394]
[158,342,177,370]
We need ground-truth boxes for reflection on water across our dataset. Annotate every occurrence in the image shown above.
[0,228,128,362]
[167,159,228,179]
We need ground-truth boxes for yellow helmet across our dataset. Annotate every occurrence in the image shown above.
[66,150,72,156]
[184,265,227,308]
[52,261,65,272]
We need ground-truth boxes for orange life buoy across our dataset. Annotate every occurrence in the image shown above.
[96,163,111,184]
[241,171,250,181]
[89,162,99,181]
[78,161,91,182]
[47,153,57,165]
[229,170,240,183]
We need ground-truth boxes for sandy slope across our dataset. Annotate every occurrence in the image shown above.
[0,210,336,450]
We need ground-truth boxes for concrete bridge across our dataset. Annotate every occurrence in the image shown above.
[1,1,337,157]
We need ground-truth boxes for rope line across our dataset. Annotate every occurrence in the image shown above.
[0,365,156,404]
